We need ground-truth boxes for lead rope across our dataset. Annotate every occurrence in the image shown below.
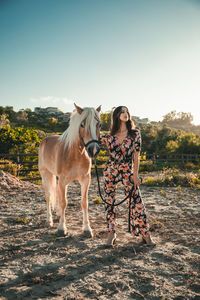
[94,158,135,233]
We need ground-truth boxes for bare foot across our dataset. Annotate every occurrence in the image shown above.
[143,235,156,246]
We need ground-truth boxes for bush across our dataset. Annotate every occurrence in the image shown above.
[0,159,21,176]
[143,167,200,187]
[182,162,198,170]
[139,160,157,172]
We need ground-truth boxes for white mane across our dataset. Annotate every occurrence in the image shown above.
[59,107,99,149]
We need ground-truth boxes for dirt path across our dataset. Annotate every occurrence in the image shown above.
[0,170,200,300]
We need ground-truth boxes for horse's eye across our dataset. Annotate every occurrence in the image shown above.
[80,123,85,128]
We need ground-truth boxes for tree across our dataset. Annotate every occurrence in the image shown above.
[176,133,200,154]
[140,124,158,153]
[101,112,111,131]
[0,126,45,154]
[16,110,28,124]
[0,114,10,128]
[4,106,15,121]
[166,140,179,152]
[0,106,5,115]
[162,110,193,130]
[146,125,180,154]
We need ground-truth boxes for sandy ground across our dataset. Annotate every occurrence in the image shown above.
[0,170,200,300]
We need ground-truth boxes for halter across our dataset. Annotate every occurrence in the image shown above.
[79,127,100,154]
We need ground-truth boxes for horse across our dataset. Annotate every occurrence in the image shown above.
[38,103,101,237]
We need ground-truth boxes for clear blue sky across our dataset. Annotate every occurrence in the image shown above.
[0,0,200,124]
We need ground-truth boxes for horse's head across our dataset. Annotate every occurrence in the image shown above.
[74,103,101,158]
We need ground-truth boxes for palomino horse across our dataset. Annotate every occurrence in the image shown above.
[38,103,101,237]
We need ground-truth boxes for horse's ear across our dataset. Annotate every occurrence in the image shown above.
[74,103,83,114]
[96,105,101,112]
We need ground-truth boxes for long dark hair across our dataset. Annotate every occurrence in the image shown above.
[110,106,136,138]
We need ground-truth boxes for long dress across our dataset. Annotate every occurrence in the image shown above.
[101,129,150,237]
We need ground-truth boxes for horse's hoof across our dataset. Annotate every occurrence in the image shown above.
[82,230,93,238]
[57,229,67,236]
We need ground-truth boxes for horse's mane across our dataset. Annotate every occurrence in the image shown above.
[59,107,99,149]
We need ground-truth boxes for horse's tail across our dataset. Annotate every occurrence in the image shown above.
[50,175,57,211]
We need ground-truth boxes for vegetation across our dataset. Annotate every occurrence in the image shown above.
[162,111,200,134]
[0,106,69,132]
[140,124,200,154]
[0,106,199,185]
[100,112,111,131]
[0,125,45,154]
[143,167,200,188]
[0,159,20,176]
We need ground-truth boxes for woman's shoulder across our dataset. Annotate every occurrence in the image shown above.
[132,128,140,134]
[130,128,141,139]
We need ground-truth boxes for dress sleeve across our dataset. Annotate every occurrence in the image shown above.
[134,130,142,152]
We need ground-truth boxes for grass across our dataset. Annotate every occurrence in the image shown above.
[16,217,28,224]
[91,195,102,204]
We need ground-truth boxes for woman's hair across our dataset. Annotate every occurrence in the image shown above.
[110,106,136,137]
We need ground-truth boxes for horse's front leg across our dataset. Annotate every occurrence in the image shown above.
[79,174,93,238]
[57,179,67,235]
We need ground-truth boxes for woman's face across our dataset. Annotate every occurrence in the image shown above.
[119,107,129,123]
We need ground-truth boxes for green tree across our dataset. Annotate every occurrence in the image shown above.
[166,140,179,152]
[0,106,5,115]
[145,125,179,154]
[176,133,200,154]
[101,112,111,131]
[140,124,157,153]
[5,106,15,122]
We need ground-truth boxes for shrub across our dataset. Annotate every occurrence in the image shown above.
[182,162,197,170]
[139,160,157,172]
[143,167,200,187]
[0,159,21,176]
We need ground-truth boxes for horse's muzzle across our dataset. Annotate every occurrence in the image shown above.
[87,143,100,158]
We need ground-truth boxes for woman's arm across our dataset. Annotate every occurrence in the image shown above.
[133,130,142,188]
[133,151,141,188]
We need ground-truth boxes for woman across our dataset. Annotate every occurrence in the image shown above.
[101,106,155,246]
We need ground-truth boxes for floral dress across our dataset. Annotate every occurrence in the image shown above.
[100,129,150,237]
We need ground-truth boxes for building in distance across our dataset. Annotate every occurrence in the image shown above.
[34,107,71,122]
[132,116,149,125]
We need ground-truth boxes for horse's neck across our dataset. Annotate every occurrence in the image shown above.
[62,140,88,159]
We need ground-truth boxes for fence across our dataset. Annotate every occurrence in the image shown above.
[0,152,199,182]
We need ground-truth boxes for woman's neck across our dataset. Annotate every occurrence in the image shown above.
[118,123,127,134]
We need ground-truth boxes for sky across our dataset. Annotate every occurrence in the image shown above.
[0,0,200,124]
